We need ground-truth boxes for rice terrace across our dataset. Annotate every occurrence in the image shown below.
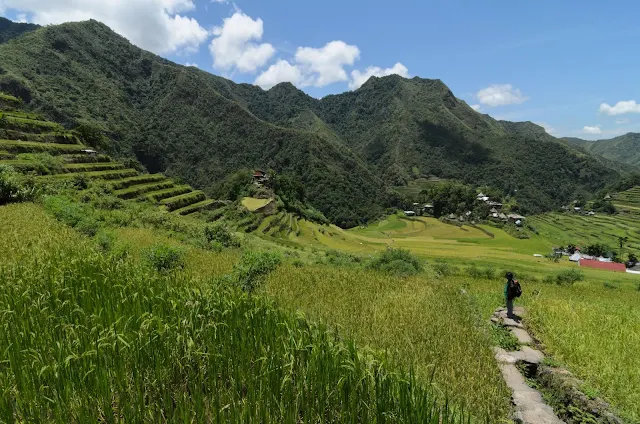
[1,4,640,423]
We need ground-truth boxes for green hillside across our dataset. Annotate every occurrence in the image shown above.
[0,93,214,215]
[565,133,640,169]
[0,17,39,44]
[224,75,623,214]
[0,20,387,227]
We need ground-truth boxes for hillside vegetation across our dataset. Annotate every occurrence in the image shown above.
[565,133,640,169]
[0,18,625,223]
[0,17,39,44]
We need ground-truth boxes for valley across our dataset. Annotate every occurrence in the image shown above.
[1,15,640,424]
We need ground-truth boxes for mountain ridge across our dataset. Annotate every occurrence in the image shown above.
[564,133,640,169]
[0,18,625,219]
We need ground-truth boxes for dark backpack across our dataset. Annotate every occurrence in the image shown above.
[510,279,522,298]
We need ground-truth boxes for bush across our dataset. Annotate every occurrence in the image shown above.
[204,223,240,248]
[367,248,424,277]
[0,164,34,204]
[75,217,101,237]
[95,230,116,252]
[432,262,457,278]
[465,265,494,279]
[232,251,282,293]
[143,245,186,272]
[15,153,64,175]
[555,269,584,286]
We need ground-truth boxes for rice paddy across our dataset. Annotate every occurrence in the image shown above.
[0,203,470,423]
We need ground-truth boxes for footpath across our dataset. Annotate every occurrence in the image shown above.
[491,306,564,424]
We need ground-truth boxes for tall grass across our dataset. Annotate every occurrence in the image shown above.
[0,211,470,423]
[265,265,511,421]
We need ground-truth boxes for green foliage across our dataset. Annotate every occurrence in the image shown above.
[419,181,478,218]
[367,248,424,277]
[0,17,39,44]
[203,222,240,248]
[432,261,458,278]
[143,244,186,272]
[232,251,282,293]
[15,152,64,174]
[566,133,640,169]
[555,269,585,287]
[584,243,611,257]
[466,265,497,280]
[0,164,34,204]
[490,323,520,351]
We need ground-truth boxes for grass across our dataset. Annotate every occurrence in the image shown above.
[0,202,470,423]
[114,180,175,199]
[242,196,272,211]
[146,185,193,202]
[40,168,140,180]
[63,162,125,173]
[160,190,206,211]
[174,199,217,215]
[0,114,64,133]
[110,174,167,190]
[0,139,86,153]
[265,265,511,421]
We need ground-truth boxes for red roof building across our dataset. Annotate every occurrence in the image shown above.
[578,259,626,272]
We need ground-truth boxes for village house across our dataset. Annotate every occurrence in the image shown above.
[253,170,269,185]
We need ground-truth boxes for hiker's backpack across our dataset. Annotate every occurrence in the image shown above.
[512,279,522,298]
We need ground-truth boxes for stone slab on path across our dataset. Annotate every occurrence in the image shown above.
[503,317,524,328]
[511,327,533,345]
[512,346,545,364]
[500,364,565,424]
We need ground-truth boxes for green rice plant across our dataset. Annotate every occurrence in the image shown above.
[63,162,125,173]
[110,174,166,190]
[160,190,206,211]
[114,179,174,199]
[146,184,192,202]
[0,139,86,153]
[173,198,217,215]
[0,232,468,423]
[15,152,65,174]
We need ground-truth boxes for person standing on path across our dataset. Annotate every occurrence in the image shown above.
[504,272,521,319]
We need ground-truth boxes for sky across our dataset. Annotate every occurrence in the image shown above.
[1,0,639,140]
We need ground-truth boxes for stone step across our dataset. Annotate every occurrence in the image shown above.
[500,364,565,424]
[511,327,533,345]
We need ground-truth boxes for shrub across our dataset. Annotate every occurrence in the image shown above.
[15,153,64,175]
[75,217,101,237]
[143,245,186,272]
[432,262,457,278]
[555,269,584,286]
[95,230,116,252]
[203,223,240,248]
[490,323,520,351]
[0,164,34,204]
[367,248,424,277]
[232,251,281,293]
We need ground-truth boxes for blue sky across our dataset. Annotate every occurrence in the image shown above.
[2,0,639,139]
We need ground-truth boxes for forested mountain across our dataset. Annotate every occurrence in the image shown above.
[0,19,624,221]
[0,20,388,226]
[565,133,640,169]
[0,17,39,44]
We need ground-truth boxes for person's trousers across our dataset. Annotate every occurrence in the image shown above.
[506,297,514,318]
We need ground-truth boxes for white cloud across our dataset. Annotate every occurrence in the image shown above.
[0,0,209,55]
[582,125,602,135]
[615,118,629,124]
[470,104,481,111]
[16,13,28,23]
[348,62,409,90]
[254,60,303,89]
[295,41,360,87]
[535,122,555,134]
[476,84,529,107]
[185,62,198,67]
[254,39,362,89]
[599,100,640,116]
[209,12,275,73]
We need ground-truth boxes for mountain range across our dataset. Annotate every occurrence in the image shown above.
[564,133,640,169]
[0,18,631,225]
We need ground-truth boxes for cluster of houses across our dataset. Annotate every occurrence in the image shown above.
[403,192,526,225]
[549,247,639,274]
[253,170,269,186]
[477,193,526,225]
[561,205,597,216]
